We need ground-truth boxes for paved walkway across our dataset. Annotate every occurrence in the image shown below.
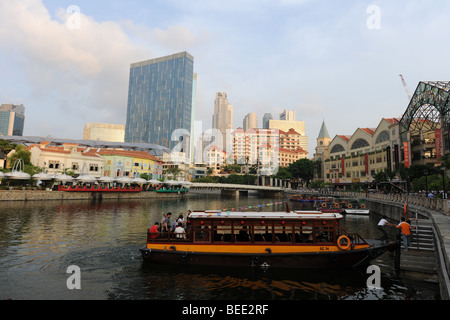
[368,198,450,298]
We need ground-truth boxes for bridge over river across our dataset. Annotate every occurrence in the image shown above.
[189,183,284,197]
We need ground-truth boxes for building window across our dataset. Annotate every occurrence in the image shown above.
[89,163,99,172]
[330,144,345,154]
[351,139,369,150]
[49,160,60,169]
[72,162,79,171]
[376,131,390,144]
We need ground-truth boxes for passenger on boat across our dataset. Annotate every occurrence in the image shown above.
[171,219,178,231]
[177,214,184,227]
[165,212,172,231]
[175,223,186,239]
[160,213,167,232]
[238,226,250,242]
[150,222,160,239]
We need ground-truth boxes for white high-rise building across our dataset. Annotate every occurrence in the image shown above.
[212,92,233,149]
[280,109,296,121]
[243,113,257,131]
[83,123,125,142]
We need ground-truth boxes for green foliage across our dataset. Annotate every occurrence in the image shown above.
[8,145,32,167]
[288,158,316,186]
[273,167,292,180]
[192,174,257,185]
[140,173,152,180]
[0,139,17,154]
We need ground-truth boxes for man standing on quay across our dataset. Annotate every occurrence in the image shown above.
[377,215,394,241]
[397,217,414,251]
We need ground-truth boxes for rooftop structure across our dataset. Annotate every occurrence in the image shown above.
[1,136,171,156]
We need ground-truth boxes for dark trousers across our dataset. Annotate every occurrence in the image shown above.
[377,225,388,240]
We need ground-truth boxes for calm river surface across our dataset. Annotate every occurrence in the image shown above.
[0,191,440,300]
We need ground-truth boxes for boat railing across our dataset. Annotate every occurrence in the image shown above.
[147,230,190,242]
[336,227,368,246]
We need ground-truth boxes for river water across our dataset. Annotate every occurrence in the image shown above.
[0,191,440,301]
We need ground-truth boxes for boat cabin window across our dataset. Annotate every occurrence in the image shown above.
[274,224,292,242]
[234,224,250,242]
[183,218,338,245]
[193,225,211,242]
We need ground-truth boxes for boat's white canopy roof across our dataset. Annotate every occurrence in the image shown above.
[189,211,343,220]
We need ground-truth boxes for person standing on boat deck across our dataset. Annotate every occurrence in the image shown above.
[160,213,167,232]
[377,215,394,241]
[397,217,414,251]
[165,212,172,231]
[177,214,184,227]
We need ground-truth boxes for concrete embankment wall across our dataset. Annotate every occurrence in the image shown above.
[364,197,450,300]
[0,190,185,201]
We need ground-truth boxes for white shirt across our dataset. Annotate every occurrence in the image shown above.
[175,226,186,239]
[378,218,388,226]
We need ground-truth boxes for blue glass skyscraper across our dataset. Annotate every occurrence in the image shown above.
[125,52,194,150]
[0,104,25,136]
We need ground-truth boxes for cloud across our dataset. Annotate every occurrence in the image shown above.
[0,0,209,138]
[0,0,151,136]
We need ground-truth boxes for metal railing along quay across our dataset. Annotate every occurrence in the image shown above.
[301,189,450,299]
[313,190,450,215]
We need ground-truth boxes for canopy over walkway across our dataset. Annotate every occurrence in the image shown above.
[400,81,450,144]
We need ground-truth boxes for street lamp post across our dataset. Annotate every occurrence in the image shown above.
[441,164,447,199]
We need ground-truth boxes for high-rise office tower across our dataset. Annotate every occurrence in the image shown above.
[190,73,198,163]
[83,123,125,142]
[243,113,257,131]
[125,52,194,150]
[212,92,233,148]
[280,109,296,121]
[263,113,273,129]
[0,104,25,136]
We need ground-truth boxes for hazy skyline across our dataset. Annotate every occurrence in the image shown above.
[1,0,450,156]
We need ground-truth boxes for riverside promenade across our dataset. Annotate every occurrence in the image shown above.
[0,189,185,201]
[307,190,450,299]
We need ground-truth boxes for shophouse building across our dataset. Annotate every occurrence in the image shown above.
[28,142,164,180]
[98,150,164,180]
[319,118,400,188]
[28,142,104,177]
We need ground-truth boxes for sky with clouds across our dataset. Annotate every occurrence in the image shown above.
[1,0,449,156]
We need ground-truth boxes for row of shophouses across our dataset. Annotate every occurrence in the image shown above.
[3,115,440,187]
[7,126,309,181]
[26,142,165,180]
[313,117,441,188]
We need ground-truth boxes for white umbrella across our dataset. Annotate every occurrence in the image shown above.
[98,176,114,183]
[32,172,53,181]
[164,180,180,185]
[74,174,97,183]
[6,159,31,180]
[147,179,162,184]
[53,174,74,182]
[133,177,147,184]
[5,171,31,180]
[115,176,134,184]
[0,172,4,179]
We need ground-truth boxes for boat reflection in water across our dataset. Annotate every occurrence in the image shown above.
[140,205,398,269]
[134,260,410,300]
